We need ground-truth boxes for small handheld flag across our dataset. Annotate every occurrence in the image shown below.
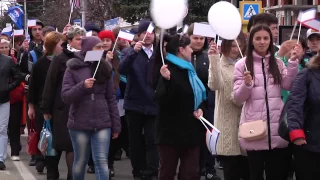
[111,29,135,53]
[142,23,155,42]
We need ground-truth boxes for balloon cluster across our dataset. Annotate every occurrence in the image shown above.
[150,0,242,40]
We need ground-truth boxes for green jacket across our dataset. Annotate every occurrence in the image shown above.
[275,52,308,102]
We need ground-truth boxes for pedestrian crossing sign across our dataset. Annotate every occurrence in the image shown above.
[240,1,263,24]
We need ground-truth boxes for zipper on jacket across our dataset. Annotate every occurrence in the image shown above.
[91,86,97,131]
[261,58,272,151]
[193,55,197,70]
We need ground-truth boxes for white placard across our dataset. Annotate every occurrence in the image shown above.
[84,50,104,62]
[193,23,216,38]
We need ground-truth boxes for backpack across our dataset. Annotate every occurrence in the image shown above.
[278,70,312,141]
[29,50,38,64]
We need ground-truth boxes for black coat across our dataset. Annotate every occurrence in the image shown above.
[0,54,22,103]
[288,57,320,152]
[155,61,204,146]
[191,50,215,123]
[40,47,74,151]
[27,56,51,106]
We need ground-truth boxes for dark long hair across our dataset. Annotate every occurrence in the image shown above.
[151,33,172,89]
[90,59,112,84]
[166,34,191,55]
[246,25,281,85]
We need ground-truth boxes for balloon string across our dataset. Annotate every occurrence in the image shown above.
[160,29,165,65]
[234,39,248,72]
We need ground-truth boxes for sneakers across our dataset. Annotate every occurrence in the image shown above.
[114,150,122,161]
[205,171,221,180]
[11,156,20,161]
[0,161,6,170]
[36,161,45,173]
[109,166,115,177]
[29,156,36,166]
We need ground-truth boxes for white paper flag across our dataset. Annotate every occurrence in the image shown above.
[13,29,24,36]
[193,23,216,38]
[28,20,37,27]
[84,50,104,62]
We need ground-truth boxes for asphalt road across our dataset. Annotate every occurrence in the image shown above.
[0,134,224,180]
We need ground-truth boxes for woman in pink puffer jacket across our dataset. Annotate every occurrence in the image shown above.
[233,25,299,180]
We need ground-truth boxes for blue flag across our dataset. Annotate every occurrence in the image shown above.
[7,6,24,29]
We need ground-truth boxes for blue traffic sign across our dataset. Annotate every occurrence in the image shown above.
[240,1,262,24]
[73,19,81,27]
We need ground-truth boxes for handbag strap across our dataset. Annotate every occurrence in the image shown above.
[45,120,51,132]
[29,119,36,132]
[200,118,210,132]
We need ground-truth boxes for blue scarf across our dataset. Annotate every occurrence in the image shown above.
[166,53,207,110]
[117,50,127,83]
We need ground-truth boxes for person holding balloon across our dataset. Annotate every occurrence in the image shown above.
[233,25,299,180]
[208,33,251,180]
[154,34,206,180]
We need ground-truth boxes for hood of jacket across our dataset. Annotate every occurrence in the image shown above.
[80,36,102,56]
[307,54,320,69]
[66,52,90,70]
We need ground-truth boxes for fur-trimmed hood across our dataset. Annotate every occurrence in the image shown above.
[307,53,320,69]
[66,52,90,70]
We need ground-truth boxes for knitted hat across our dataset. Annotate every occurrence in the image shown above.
[137,20,151,34]
[84,22,101,33]
[98,30,115,42]
[80,36,102,56]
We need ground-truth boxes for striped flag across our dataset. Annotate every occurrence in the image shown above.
[70,0,80,9]
[118,30,135,42]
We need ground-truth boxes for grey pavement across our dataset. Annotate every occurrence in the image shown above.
[0,135,224,180]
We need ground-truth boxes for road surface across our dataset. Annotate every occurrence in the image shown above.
[0,134,224,180]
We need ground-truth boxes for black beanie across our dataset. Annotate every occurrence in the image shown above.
[85,22,101,33]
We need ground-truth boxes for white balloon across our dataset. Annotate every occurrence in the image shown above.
[208,1,242,40]
[150,0,186,29]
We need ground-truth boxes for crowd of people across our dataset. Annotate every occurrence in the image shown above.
[0,11,319,180]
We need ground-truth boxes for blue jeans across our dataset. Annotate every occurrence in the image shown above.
[0,102,10,162]
[69,128,111,180]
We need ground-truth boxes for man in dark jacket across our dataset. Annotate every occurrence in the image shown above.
[0,53,22,170]
[19,20,45,76]
[118,20,159,180]
[187,23,221,180]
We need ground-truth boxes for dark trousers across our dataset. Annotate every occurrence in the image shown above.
[119,115,129,153]
[108,137,120,167]
[46,150,62,179]
[8,102,22,156]
[126,110,159,177]
[88,152,94,166]
[220,155,250,180]
[109,116,129,167]
[294,147,320,180]
[158,145,200,180]
[200,139,216,173]
[200,96,216,173]
[247,148,290,180]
